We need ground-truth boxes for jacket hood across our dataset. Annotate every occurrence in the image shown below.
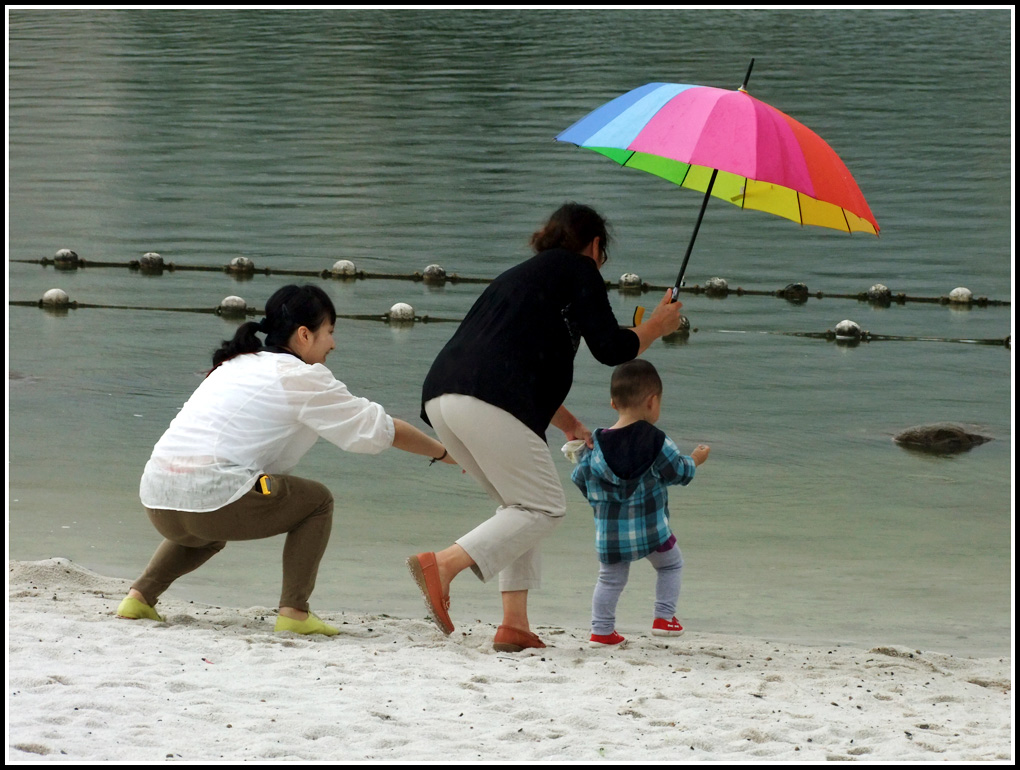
[587,421,666,499]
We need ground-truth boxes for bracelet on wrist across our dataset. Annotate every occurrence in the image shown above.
[429,449,448,466]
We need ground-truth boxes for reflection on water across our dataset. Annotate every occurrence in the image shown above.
[7,9,1012,657]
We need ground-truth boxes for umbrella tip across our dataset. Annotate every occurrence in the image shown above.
[739,57,755,92]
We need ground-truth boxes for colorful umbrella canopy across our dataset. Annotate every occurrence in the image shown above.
[556,62,878,293]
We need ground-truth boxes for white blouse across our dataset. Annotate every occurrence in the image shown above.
[139,351,395,512]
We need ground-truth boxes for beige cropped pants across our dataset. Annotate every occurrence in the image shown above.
[425,394,567,592]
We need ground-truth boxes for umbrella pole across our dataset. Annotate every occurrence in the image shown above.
[671,59,753,300]
[672,168,718,300]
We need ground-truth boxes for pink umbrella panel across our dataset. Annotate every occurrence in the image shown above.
[556,81,879,236]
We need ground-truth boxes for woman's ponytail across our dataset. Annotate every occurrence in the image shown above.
[211,320,264,369]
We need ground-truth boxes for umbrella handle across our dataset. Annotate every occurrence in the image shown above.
[672,168,719,301]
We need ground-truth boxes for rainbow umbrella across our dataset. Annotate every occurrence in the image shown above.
[556,60,878,298]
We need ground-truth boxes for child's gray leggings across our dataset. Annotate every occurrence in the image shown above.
[591,543,683,635]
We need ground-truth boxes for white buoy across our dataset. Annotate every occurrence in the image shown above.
[41,288,69,306]
[835,319,862,339]
[619,273,642,292]
[867,283,891,300]
[53,248,80,270]
[218,296,247,317]
[332,259,356,277]
[388,302,415,322]
[948,287,973,304]
[662,314,692,344]
[705,277,729,295]
[228,256,255,273]
[423,264,447,284]
[139,252,164,272]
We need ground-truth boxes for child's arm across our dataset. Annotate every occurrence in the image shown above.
[655,437,703,486]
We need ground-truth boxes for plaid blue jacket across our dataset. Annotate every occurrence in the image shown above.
[571,423,696,564]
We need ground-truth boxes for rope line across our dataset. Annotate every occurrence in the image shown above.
[11,257,1010,307]
[9,300,1010,347]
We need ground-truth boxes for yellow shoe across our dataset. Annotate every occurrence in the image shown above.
[116,596,165,622]
[274,612,339,636]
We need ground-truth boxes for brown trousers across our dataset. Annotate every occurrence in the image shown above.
[133,475,333,612]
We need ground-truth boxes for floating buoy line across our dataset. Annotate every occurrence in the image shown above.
[9,252,1011,348]
[10,298,1010,349]
[11,252,1011,307]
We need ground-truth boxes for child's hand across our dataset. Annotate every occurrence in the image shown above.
[691,444,710,466]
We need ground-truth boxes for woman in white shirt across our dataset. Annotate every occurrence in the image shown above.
[117,284,455,635]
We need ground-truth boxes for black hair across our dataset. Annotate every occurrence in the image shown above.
[610,359,663,408]
[211,284,337,369]
[529,202,611,263]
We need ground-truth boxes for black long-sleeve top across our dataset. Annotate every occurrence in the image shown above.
[421,248,640,441]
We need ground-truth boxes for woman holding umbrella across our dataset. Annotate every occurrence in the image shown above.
[408,202,683,651]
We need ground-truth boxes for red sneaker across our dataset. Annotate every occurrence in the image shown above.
[589,630,627,646]
[651,616,684,637]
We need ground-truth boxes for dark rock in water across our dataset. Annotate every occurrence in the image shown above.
[8,371,38,385]
[781,282,809,303]
[894,423,992,455]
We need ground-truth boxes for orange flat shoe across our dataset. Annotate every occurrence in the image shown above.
[493,624,546,652]
[407,552,454,635]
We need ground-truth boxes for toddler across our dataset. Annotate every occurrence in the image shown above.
[569,359,709,645]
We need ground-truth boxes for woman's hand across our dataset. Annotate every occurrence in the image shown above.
[565,422,593,449]
[632,289,683,354]
[435,447,458,465]
[552,405,593,448]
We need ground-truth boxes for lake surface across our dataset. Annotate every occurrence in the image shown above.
[7,8,1013,657]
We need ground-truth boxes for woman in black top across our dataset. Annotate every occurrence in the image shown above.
[408,203,682,651]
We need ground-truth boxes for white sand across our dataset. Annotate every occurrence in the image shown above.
[6,558,1013,763]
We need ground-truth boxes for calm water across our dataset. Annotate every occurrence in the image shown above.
[7,9,1013,657]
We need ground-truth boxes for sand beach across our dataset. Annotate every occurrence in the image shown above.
[5,557,1013,763]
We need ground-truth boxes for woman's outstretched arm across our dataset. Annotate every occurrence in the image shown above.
[391,418,457,464]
